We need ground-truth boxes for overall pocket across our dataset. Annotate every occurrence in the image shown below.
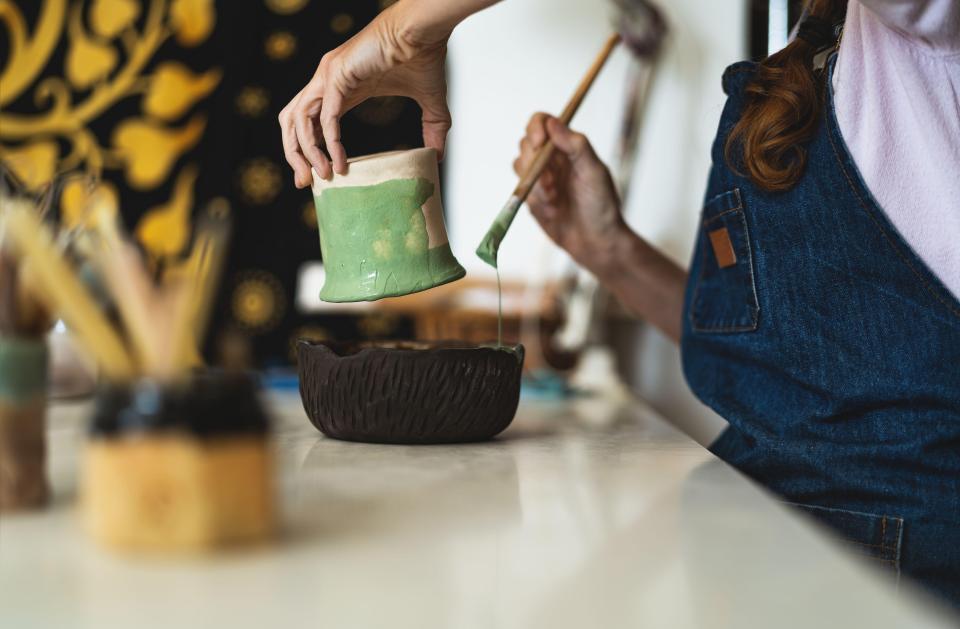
[787,502,904,581]
[690,188,760,333]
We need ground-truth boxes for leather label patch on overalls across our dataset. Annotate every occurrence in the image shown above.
[708,227,737,269]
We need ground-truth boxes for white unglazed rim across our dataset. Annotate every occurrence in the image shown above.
[309,147,448,248]
[310,147,438,193]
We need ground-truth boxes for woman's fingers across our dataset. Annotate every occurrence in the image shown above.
[514,155,562,212]
[318,84,349,175]
[297,120,332,181]
[545,116,594,164]
[517,114,574,182]
[279,93,314,189]
[513,156,559,207]
[528,192,561,242]
[292,83,332,180]
[515,126,564,244]
[526,112,550,148]
[540,170,554,190]
[513,151,553,182]
[530,188,558,218]
[515,145,566,191]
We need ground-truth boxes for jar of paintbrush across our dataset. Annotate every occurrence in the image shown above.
[75,203,274,550]
[0,250,53,512]
[3,196,274,550]
[84,370,273,551]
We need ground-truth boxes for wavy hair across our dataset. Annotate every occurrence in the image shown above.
[725,0,847,192]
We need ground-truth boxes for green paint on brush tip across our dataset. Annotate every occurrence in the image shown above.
[476,195,522,268]
[476,226,504,268]
[314,177,465,302]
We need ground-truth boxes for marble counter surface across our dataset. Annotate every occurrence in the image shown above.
[0,391,954,628]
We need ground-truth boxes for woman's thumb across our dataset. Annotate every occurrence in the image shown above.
[546,117,591,161]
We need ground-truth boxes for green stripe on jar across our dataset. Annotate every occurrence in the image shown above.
[0,337,48,402]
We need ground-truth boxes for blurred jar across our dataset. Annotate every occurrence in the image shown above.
[0,336,49,511]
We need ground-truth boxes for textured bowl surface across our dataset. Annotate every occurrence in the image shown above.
[297,340,524,444]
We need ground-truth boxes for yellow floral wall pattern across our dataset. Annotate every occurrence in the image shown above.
[1,0,429,367]
[0,0,220,262]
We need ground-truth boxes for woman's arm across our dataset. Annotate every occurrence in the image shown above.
[598,230,688,344]
[514,114,688,343]
[280,0,501,186]
[398,0,502,44]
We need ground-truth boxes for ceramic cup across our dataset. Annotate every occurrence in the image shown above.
[311,148,466,302]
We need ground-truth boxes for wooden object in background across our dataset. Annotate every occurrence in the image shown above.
[0,337,49,512]
[3,203,135,380]
[375,278,578,373]
[1,189,56,511]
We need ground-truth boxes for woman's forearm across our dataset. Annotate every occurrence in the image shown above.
[597,229,688,344]
[396,0,502,43]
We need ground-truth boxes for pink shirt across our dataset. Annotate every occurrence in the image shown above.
[833,0,960,299]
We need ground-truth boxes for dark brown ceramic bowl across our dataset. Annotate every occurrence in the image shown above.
[297,340,524,444]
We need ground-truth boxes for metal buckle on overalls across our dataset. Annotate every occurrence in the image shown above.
[813,24,844,71]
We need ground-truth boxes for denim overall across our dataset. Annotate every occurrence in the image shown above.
[681,55,960,607]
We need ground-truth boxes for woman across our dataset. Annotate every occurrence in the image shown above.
[280,0,960,607]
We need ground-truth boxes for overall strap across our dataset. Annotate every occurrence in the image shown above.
[822,54,960,322]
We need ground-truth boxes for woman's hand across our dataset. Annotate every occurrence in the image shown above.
[513,114,628,280]
[279,4,452,187]
[514,113,688,343]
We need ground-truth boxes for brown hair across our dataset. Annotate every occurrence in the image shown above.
[725,0,847,192]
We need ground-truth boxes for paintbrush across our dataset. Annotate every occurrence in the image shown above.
[13,261,54,337]
[476,33,621,268]
[87,196,162,373]
[0,251,18,335]
[3,202,135,380]
[167,199,231,375]
[0,249,48,337]
[0,181,57,338]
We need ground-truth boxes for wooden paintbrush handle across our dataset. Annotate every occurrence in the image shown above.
[513,139,558,202]
[512,33,620,201]
[4,206,134,380]
[557,33,621,124]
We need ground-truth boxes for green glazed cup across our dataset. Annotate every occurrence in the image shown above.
[311,148,466,302]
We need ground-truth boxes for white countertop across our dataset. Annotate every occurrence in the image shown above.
[0,391,954,628]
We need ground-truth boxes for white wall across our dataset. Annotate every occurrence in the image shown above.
[445,0,748,445]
